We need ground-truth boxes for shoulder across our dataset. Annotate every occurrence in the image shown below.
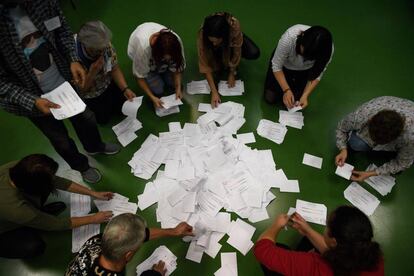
[66,234,103,275]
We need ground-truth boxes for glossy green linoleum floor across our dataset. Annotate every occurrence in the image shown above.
[1,0,414,275]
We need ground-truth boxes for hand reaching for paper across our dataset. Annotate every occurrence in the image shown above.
[291,212,312,236]
[283,90,295,109]
[152,260,167,276]
[173,222,193,236]
[35,98,60,114]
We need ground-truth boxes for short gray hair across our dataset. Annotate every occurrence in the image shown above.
[78,20,112,50]
[101,213,147,261]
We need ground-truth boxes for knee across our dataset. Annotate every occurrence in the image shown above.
[22,238,46,258]
[264,89,279,104]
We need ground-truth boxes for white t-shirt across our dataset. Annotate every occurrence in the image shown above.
[127,22,186,78]
[271,24,334,81]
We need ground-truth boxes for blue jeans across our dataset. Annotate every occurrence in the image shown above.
[348,131,372,152]
[145,71,174,96]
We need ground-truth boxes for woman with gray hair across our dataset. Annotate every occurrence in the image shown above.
[75,21,137,124]
[66,213,193,275]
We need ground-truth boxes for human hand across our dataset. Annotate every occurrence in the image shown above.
[123,88,136,101]
[211,91,221,108]
[291,213,312,236]
[175,89,183,100]
[335,149,348,167]
[152,96,163,109]
[35,98,60,114]
[89,56,105,75]
[299,95,309,109]
[92,191,114,200]
[282,90,295,109]
[70,61,86,87]
[272,214,290,229]
[173,222,193,237]
[351,170,375,182]
[152,261,167,276]
[92,211,113,224]
[227,73,236,88]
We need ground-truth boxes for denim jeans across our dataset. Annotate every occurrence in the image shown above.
[348,131,372,152]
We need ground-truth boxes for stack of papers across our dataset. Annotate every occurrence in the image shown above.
[41,81,86,120]
[218,80,244,96]
[136,246,177,276]
[156,106,180,117]
[112,96,143,147]
[214,252,238,276]
[187,80,211,95]
[94,193,138,217]
[279,110,304,129]
[344,182,380,216]
[70,193,100,253]
[302,153,323,169]
[257,119,288,144]
[335,163,354,180]
[364,164,396,196]
[295,199,327,225]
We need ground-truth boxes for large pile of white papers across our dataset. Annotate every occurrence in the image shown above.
[41,81,86,120]
[257,119,288,144]
[94,193,138,217]
[136,246,177,276]
[128,101,298,259]
[364,164,396,196]
[344,182,380,216]
[218,80,244,96]
[187,80,211,95]
[279,110,304,129]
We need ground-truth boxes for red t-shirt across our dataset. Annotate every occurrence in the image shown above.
[254,239,384,276]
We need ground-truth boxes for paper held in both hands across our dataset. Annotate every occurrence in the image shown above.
[41,81,86,120]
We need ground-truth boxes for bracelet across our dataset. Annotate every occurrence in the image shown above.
[283,87,291,93]
[122,86,129,93]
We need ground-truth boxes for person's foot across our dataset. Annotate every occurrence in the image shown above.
[86,143,121,156]
[81,167,102,183]
[42,202,66,216]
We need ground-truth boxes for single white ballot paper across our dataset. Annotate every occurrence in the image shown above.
[335,163,354,180]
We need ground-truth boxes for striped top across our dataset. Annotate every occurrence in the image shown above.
[271,24,334,81]
[336,96,414,175]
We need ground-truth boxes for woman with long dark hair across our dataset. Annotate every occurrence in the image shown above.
[128,22,186,109]
[198,12,260,107]
[264,24,333,110]
[254,205,384,276]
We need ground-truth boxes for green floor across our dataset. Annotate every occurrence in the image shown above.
[1,0,413,275]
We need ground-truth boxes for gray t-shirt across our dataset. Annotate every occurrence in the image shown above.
[9,6,65,93]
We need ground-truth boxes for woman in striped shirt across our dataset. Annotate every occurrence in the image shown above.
[264,25,333,110]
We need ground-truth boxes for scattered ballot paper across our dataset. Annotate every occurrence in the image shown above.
[136,246,177,276]
[288,104,302,113]
[344,182,380,216]
[161,94,183,109]
[72,223,100,253]
[335,163,354,180]
[121,96,143,118]
[112,117,142,147]
[198,103,213,113]
[218,80,244,96]
[257,119,288,144]
[156,106,180,117]
[41,81,86,120]
[279,110,304,129]
[214,252,238,276]
[296,199,327,225]
[236,133,256,144]
[94,193,138,217]
[364,164,396,196]
[226,219,255,255]
[280,180,300,193]
[187,80,211,95]
[302,153,323,169]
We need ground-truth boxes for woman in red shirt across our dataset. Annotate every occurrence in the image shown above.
[254,205,384,276]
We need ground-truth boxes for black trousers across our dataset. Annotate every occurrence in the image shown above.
[29,107,104,172]
[0,228,45,259]
[264,48,310,104]
[84,81,125,125]
[241,33,260,60]
[261,238,317,276]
